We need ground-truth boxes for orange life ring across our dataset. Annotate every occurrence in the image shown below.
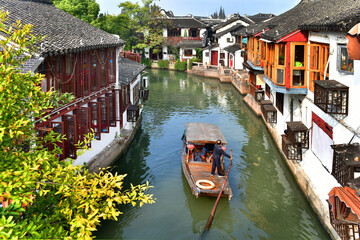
[195,179,215,190]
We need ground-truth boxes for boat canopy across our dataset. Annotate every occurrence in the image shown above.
[185,122,227,145]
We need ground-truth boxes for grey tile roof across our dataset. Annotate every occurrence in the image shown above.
[21,56,44,73]
[224,44,242,53]
[300,5,360,32]
[168,17,208,28]
[118,57,145,85]
[0,0,125,56]
[234,0,360,42]
[246,13,275,23]
[175,40,204,48]
[215,23,246,38]
[213,15,253,31]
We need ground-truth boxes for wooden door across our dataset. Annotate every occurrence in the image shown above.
[211,51,218,66]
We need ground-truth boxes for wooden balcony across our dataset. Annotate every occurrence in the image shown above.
[314,80,349,115]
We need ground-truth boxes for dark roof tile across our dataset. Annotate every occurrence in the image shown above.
[234,0,360,42]
[0,0,125,56]
[118,57,145,85]
[168,17,208,28]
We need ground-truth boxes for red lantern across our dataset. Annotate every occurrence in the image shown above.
[187,144,195,150]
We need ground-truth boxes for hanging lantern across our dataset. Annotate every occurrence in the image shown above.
[187,144,195,150]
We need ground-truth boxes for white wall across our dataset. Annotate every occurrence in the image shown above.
[307,31,360,144]
[162,46,169,60]
[203,49,210,65]
[218,32,235,48]
[234,50,244,70]
[163,28,168,37]
[144,47,150,59]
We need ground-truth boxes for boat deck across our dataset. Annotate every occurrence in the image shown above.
[187,161,232,198]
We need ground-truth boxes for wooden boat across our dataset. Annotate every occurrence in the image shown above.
[181,122,233,200]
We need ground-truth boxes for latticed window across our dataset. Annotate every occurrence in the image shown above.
[75,107,90,148]
[89,102,101,140]
[282,134,302,161]
[328,200,360,240]
[255,90,264,103]
[127,105,139,122]
[51,122,65,160]
[338,44,353,73]
[286,121,309,149]
[99,97,110,133]
[261,104,277,123]
[314,80,349,115]
[106,93,116,127]
[331,143,360,186]
[63,115,77,159]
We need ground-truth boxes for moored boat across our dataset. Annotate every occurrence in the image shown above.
[181,122,233,200]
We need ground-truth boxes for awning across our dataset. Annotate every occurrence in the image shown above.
[328,186,360,224]
[346,23,360,60]
[185,122,227,145]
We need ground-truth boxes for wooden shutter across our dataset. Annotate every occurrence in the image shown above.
[51,122,65,160]
[106,92,116,127]
[62,115,77,159]
[89,102,101,140]
[99,97,110,133]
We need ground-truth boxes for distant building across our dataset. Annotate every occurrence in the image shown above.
[145,13,210,61]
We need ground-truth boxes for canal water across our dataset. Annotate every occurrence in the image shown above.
[96,69,330,240]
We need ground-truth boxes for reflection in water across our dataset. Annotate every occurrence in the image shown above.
[95,69,330,240]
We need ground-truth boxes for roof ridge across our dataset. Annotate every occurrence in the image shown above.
[18,0,52,4]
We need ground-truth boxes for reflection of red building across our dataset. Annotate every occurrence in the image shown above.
[2,0,146,164]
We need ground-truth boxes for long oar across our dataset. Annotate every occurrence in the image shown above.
[203,149,232,233]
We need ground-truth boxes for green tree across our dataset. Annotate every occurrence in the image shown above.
[0,11,154,240]
[51,0,100,25]
[116,1,168,52]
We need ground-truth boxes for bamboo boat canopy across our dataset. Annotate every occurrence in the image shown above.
[185,122,227,145]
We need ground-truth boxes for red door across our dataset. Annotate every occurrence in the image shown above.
[211,51,218,66]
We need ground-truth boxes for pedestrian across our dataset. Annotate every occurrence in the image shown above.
[211,140,230,176]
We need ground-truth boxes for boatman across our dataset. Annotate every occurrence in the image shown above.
[211,140,231,176]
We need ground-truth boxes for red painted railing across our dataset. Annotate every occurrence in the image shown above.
[120,51,140,63]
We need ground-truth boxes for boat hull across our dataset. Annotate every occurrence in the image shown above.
[181,144,233,200]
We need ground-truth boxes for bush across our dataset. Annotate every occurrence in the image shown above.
[188,57,201,70]
[157,60,170,69]
[174,60,187,71]
[141,58,152,68]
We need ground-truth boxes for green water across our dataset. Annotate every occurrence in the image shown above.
[95,69,330,240]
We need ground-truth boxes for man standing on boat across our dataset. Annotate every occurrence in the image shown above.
[211,140,231,176]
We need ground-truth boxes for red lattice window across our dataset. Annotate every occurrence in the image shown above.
[99,97,110,133]
[89,102,101,140]
[75,107,91,148]
[106,92,117,127]
[63,115,77,159]
[51,122,65,160]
